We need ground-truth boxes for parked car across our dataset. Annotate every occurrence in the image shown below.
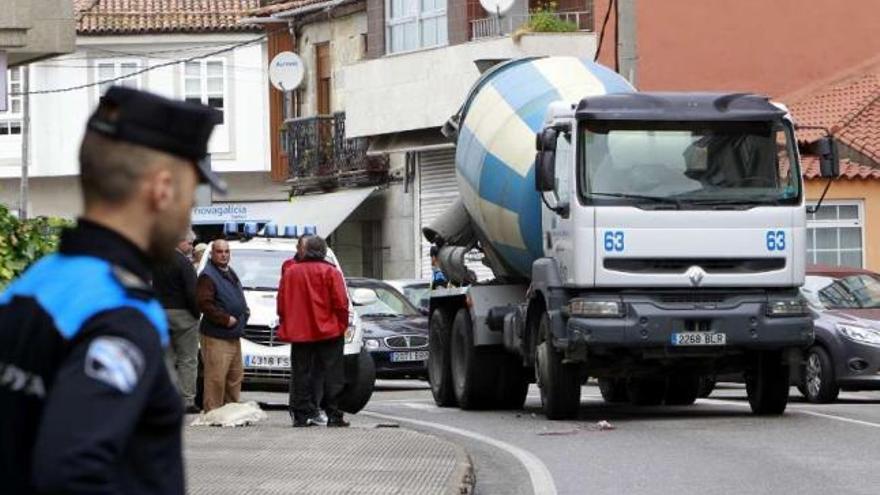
[195,227,375,413]
[348,278,429,380]
[797,264,880,403]
[385,279,431,313]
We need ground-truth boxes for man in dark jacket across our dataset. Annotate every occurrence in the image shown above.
[277,236,350,427]
[0,86,224,494]
[152,231,200,413]
[196,239,249,412]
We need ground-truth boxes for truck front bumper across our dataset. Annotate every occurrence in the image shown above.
[565,298,813,350]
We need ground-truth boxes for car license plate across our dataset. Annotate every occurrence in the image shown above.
[244,355,290,369]
[671,332,726,346]
[390,351,429,362]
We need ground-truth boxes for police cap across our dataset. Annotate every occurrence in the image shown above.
[86,86,227,193]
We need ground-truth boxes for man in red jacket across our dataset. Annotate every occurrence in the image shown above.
[277,235,350,427]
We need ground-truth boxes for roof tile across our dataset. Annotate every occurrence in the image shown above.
[784,57,880,166]
[75,0,262,35]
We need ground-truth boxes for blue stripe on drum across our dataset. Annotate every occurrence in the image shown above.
[478,153,543,259]
[493,243,535,279]
[455,125,485,189]
[583,59,635,94]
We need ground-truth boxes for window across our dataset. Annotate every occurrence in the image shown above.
[95,60,141,95]
[0,67,23,136]
[554,132,573,206]
[184,60,225,124]
[806,202,864,268]
[386,0,447,54]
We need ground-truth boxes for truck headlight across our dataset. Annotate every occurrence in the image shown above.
[837,324,880,346]
[364,338,380,350]
[568,299,624,318]
[766,297,808,317]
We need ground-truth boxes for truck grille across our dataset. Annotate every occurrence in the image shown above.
[654,293,729,304]
[604,258,785,274]
[384,335,428,349]
[242,325,284,347]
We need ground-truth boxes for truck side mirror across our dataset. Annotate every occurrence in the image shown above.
[816,136,839,178]
[534,128,557,192]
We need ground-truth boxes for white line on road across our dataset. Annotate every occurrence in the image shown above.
[701,398,880,429]
[362,410,558,495]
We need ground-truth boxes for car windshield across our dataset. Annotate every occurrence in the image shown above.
[402,284,430,310]
[352,286,420,317]
[802,274,880,310]
[229,249,290,291]
[578,120,800,207]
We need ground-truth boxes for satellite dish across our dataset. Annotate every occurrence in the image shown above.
[269,51,305,92]
[479,0,515,15]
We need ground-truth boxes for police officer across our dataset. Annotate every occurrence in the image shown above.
[0,86,225,494]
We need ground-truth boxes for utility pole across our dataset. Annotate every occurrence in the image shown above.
[616,0,638,87]
[19,64,29,221]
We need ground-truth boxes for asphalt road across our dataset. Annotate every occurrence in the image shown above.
[358,380,880,495]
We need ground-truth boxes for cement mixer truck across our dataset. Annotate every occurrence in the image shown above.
[425,57,840,419]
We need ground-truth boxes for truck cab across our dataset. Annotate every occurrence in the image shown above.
[528,92,827,414]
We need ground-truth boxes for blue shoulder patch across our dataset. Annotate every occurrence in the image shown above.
[0,254,169,345]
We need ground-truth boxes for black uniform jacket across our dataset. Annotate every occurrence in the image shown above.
[0,220,184,495]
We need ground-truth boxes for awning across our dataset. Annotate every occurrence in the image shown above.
[190,187,376,237]
[367,128,454,156]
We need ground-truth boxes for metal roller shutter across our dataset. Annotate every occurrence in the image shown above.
[418,150,493,281]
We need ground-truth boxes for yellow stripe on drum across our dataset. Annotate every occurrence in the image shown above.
[464,84,537,178]
[478,200,527,251]
[532,56,607,103]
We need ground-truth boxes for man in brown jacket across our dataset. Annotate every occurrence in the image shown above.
[196,240,249,412]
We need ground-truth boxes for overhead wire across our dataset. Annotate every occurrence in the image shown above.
[10,26,285,97]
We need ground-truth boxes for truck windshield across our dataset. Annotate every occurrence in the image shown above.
[578,120,800,207]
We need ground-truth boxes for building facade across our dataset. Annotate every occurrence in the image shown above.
[256,0,598,280]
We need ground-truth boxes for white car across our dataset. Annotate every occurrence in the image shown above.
[196,231,375,413]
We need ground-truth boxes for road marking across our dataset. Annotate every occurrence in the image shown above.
[362,410,558,495]
[702,398,880,429]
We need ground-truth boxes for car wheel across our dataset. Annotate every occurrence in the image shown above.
[803,346,839,404]
[746,351,789,415]
[428,309,457,407]
[339,348,376,414]
[535,312,582,419]
[598,378,629,404]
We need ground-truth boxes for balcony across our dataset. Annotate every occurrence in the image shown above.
[283,113,389,195]
[471,10,593,40]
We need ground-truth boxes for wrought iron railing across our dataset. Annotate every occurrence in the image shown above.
[471,10,593,40]
[282,113,389,194]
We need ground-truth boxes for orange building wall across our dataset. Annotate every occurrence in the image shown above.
[805,179,880,272]
[593,0,880,97]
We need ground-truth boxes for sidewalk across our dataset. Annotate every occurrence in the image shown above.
[185,410,474,495]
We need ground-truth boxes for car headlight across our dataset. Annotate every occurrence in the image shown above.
[345,326,354,343]
[837,324,880,346]
[568,299,624,318]
[767,297,808,317]
[364,338,380,350]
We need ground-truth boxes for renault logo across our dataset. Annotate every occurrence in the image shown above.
[686,266,706,287]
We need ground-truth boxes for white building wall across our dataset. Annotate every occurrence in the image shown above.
[0,33,270,181]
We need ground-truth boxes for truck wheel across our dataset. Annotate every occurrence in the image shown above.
[626,378,666,406]
[339,347,376,414]
[598,378,629,404]
[493,353,529,410]
[802,346,839,404]
[428,309,457,407]
[665,373,700,406]
[450,309,495,409]
[746,352,790,415]
[535,313,581,419]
